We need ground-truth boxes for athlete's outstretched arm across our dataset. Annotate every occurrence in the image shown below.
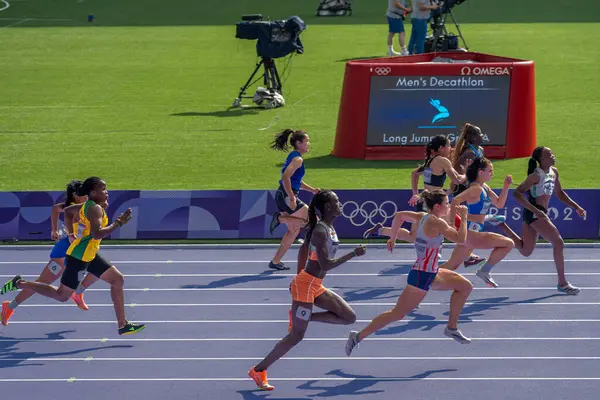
[513,173,547,216]
[389,211,422,241]
[409,168,422,205]
[64,203,84,239]
[440,158,466,185]
[487,175,512,208]
[312,225,364,271]
[300,181,318,194]
[89,206,131,240]
[281,157,302,199]
[436,206,468,243]
[50,203,65,240]
[554,169,586,217]
[297,239,309,274]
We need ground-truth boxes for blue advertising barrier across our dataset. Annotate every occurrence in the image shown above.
[0,189,597,240]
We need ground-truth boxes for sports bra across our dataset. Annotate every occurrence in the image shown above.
[423,155,447,188]
[529,167,556,198]
[467,185,492,215]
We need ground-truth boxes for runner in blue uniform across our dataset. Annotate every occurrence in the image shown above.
[268,129,318,270]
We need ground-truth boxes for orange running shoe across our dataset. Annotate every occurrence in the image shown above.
[71,293,89,311]
[248,367,274,391]
[1,301,14,326]
[288,308,292,332]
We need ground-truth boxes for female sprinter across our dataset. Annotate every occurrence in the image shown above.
[345,190,472,357]
[451,122,485,195]
[498,147,585,294]
[363,135,470,247]
[1,180,97,325]
[439,157,515,288]
[268,129,319,271]
[1,177,145,335]
[248,190,366,391]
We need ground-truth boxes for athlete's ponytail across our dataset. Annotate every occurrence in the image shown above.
[64,180,83,208]
[528,146,544,176]
[305,189,335,244]
[417,135,448,172]
[270,129,308,152]
[452,123,482,168]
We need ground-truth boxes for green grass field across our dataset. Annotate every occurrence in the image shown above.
[1,0,599,191]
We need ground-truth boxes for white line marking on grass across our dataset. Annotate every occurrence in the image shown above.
[0,104,107,108]
[0,0,9,12]
[0,17,70,20]
[3,18,31,27]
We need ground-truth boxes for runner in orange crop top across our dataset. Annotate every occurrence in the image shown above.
[248,189,366,391]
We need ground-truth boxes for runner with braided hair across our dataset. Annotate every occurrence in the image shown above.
[248,189,366,391]
[1,180,96,325]
[1,177,145,336]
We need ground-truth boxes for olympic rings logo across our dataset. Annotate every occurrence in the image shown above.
[341,200,398,227]
[374,67,391,76]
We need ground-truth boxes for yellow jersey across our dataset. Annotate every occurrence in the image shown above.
[66,200,108,262]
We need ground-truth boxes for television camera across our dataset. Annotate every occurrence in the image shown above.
[233,14,306,109]
[425,0,469,53]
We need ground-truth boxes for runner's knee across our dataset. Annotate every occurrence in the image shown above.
[104,269,124,288]
[551,237,565,251]
[342,309,357,325]
[503,237,515,249]
[288,329,306,344]
[460,278,473,294]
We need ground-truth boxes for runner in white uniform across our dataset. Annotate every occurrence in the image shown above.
[499,146,586,294]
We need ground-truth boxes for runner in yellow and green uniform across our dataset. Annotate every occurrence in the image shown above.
[1,177,146,336]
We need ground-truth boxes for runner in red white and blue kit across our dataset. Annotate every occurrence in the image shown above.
[345,189,474,356]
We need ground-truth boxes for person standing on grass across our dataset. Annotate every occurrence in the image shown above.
[267,129,319,271]
[386,0,412,56]
[407,0,439,55]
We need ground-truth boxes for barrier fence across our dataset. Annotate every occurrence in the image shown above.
[0,189,597,241]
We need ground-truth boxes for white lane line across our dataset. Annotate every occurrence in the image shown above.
[3,356,600,362]
[7,319,600,324]
[2,337,599,342]
[1,377,600,382]
[14,301,600,307]
[1,259,599,265]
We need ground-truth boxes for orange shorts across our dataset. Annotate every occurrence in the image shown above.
[289,270,327,303]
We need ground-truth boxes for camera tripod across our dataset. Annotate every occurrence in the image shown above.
[232,57,282,108]
[428,7,468,52]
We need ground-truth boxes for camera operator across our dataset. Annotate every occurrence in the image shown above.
[386,0,412,56]
[408,0,440,55]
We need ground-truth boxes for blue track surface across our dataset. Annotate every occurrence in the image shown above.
[1,245,600,399]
